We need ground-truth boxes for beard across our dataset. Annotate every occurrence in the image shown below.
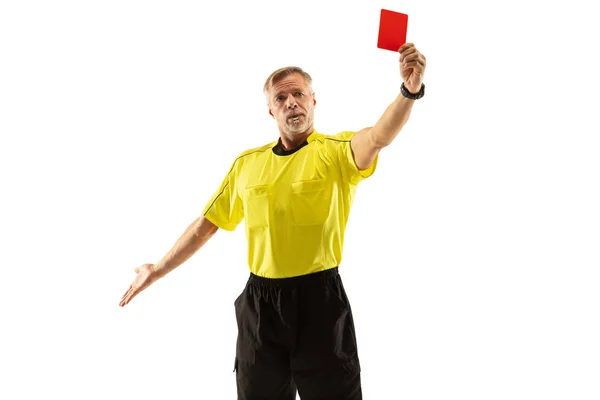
[285,114,310,134]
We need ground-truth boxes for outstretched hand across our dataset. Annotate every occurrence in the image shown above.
[119,263,160,307]
[398,43,426,93]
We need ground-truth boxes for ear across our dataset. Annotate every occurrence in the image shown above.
[268,108,274,118]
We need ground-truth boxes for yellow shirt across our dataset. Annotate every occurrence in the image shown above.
[202,129,378,278]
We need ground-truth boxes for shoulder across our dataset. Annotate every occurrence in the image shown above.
[313,130,357,144]
[238,141,275,158]
[230,140,276,167]
[221,140,276,178]
[312,130,357,152]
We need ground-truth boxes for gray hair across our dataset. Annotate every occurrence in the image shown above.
[263,66,313,98]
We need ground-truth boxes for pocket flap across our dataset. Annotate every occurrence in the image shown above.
[291,178,326,193]
[244,184,270,197]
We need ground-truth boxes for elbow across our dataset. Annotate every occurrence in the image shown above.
[370,130,392,150]
[197,216,220,236]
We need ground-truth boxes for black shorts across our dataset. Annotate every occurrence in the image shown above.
[233,267,362,400]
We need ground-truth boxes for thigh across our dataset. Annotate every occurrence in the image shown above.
[234,282,297,400]
[292,274,362,399]
[235,358,297,400]
[292,274,360,367]
[292,357,362,400]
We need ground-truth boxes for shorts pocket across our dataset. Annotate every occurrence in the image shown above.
[290,178,331,226]
[325,277,359,361]
[234,287,256,364]
[341,357,361,376]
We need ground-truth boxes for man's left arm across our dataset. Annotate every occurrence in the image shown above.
[351,43,427,170]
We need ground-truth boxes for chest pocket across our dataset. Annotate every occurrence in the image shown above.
[290,178,331,226]
[244,185,270,229]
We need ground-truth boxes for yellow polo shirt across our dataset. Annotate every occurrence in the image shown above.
[202,129,378,278]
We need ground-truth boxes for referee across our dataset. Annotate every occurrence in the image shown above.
[120,43,427,399]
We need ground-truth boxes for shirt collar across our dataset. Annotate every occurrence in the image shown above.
[272,129,317,156]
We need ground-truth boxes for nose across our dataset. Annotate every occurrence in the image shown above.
[285,94,298,109]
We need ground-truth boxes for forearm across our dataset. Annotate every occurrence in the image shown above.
[370,92,416,148]
[151,216,219,278]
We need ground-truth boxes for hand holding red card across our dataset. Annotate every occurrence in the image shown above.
[398,43,426,94]
[377,9,426,95]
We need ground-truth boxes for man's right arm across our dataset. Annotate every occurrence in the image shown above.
[119,216,219,307]
[151,216,219,278]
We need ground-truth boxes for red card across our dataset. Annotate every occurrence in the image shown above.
[377,9,408,52]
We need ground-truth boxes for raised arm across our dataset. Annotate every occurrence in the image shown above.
[119,216,219,307]
[350,43,427,170]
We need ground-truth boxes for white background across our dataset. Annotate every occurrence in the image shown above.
[1,0,599,399]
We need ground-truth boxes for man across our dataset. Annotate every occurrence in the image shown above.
[120,43,426,399]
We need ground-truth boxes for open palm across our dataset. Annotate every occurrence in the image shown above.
[119,263,160,307]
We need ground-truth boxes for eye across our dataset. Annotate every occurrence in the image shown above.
[295,92,304,97]
[276,95,284,102]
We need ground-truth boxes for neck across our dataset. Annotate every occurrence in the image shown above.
[278,128,314,151]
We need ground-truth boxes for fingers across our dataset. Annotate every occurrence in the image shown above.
[398,44,426,67]
[120,267,141,306]
[399,47,417,61]
[402,59,426,71]
[400,52,425,65]
[401,51,422,62]
[120,266,154,306]
[398,42,414,53]
[120,288,130,307]
[120,284,141,307]
[120,285,133,306]
[398,43,421,59]
[400,49,426,75]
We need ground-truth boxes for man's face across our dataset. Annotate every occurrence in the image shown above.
[268,73,316,136]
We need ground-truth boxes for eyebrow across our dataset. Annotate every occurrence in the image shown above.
[274,88,304,99]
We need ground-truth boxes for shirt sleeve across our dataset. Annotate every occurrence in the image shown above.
[331,130,378,186]
[202,160,244,231]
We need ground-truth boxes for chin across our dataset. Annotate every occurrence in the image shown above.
[287,124,309,134]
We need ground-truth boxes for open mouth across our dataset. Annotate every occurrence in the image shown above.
[289,115,303,123]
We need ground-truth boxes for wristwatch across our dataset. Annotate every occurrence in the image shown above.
[400,82,425,100]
